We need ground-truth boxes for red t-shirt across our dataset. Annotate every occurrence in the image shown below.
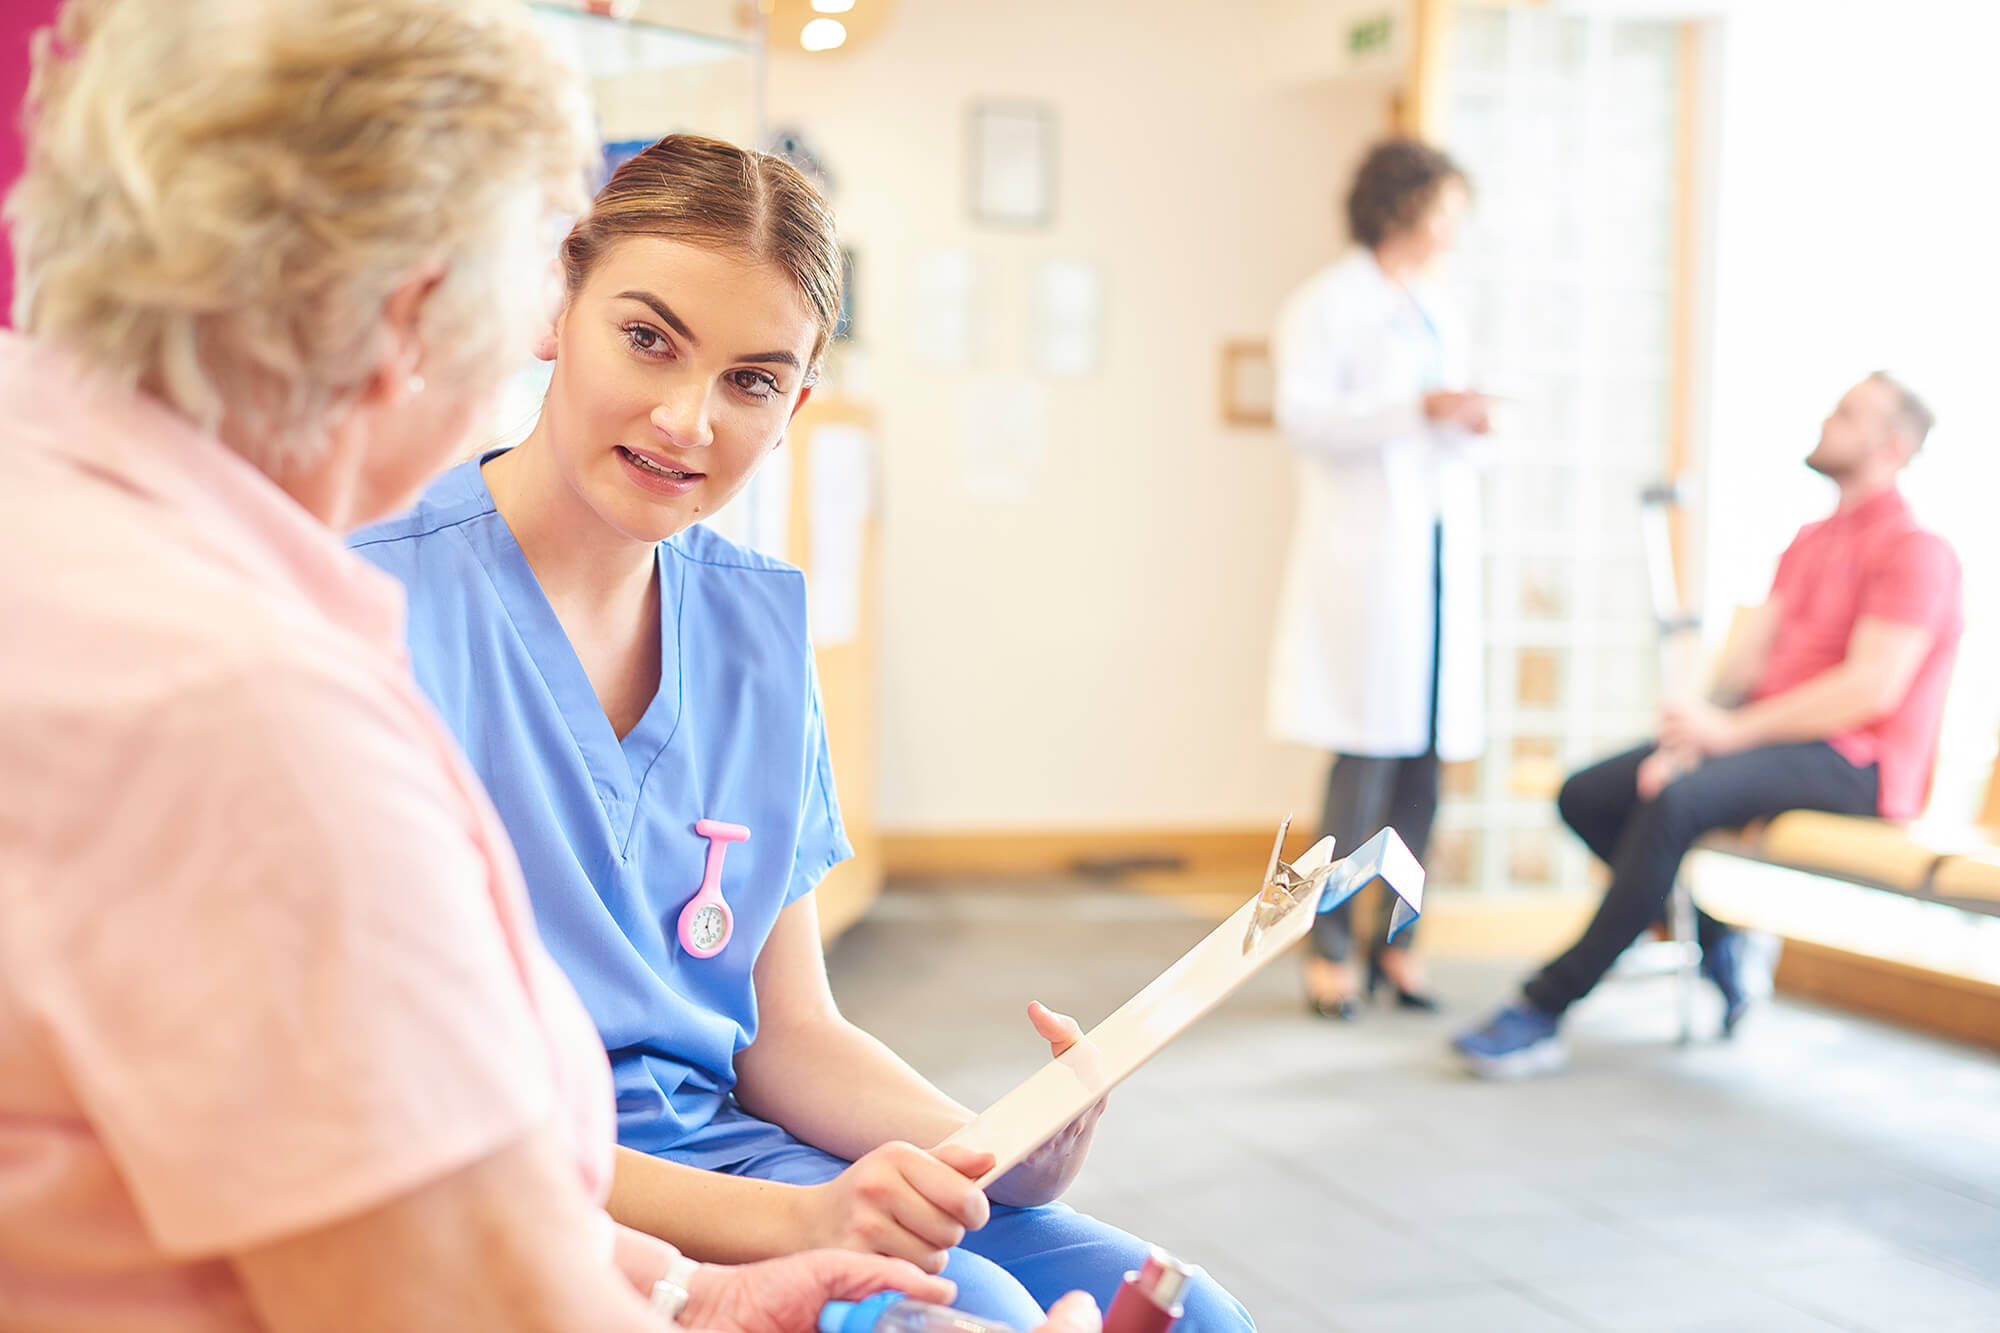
[1755,487,1962,820]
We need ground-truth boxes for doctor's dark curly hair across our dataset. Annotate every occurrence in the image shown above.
[1345,139,1468,249]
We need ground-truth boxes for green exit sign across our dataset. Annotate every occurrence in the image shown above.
[1349,13,1394,56]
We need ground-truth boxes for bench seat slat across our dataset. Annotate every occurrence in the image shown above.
[1757,811,1940,893]
[1933,848,2000,905]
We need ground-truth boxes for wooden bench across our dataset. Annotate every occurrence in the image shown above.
[1696,805,2000,920]
[1667,740,2000,1043]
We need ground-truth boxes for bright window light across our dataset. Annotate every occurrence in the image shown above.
[811,0,855,12]
[799,17,847,50]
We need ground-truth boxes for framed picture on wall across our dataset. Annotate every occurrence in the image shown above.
[967,101,1056,228]
[1220,339,1276,427]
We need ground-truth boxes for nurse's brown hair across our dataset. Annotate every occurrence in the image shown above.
[560,134,843,370]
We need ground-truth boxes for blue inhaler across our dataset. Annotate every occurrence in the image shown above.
[818,1291,1013,1333]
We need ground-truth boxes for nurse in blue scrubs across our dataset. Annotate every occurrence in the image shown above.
[352,135,1254,1332]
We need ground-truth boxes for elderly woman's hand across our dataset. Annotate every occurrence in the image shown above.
[681,1264,1104,1333]
[678,1251,953,1333]
[1034,1291,1104,1332]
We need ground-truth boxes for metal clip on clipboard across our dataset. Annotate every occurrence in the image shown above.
[1241,816,1425,955]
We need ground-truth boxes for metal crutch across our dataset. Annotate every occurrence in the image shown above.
[1639,481,1703,1046]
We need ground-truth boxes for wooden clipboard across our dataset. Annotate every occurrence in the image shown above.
[938,836,1340,1187]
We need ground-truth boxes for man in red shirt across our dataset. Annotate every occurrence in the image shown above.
[1456,372,1962,1077]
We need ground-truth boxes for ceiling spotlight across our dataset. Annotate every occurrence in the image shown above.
[800,17,847,50]
[811,0,855,12]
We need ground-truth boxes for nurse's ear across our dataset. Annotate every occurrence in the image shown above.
[767,384,814,455]
[784,382,816,434]
[532,317,560,363]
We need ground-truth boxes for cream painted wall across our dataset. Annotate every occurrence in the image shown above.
[768,1,1390,832]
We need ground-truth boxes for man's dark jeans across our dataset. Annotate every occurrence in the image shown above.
[1524,741,1878,1018]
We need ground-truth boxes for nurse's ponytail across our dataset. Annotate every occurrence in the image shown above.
[559,134,843,373]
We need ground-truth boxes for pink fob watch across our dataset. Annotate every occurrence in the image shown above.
[679,819,749,958]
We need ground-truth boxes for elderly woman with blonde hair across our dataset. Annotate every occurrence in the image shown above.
[0,3,1103,1332]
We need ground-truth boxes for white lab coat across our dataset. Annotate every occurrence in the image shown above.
[1266,250,1485,762]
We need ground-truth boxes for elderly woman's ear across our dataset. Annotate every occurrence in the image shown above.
[365,262,449,409]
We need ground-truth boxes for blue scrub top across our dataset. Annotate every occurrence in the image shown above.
[351,455,851,1166]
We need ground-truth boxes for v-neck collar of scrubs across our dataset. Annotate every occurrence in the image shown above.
[461,452,684,849]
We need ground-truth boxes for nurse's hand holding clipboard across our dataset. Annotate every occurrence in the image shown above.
[792,1002,1106,1274]
[980,1002,1109,1209]
[798,1139,996,1274]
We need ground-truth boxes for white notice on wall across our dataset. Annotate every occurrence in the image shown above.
[1032,258,1103,378]
[807,425,873,646]
[911,248,979,370]
[954,376,1047,503]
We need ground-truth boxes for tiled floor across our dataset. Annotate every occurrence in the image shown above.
[824,882,2000,1333]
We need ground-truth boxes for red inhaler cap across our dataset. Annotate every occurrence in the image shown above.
[1104,1247,1191,1333]
[1134,1248,1192,1312]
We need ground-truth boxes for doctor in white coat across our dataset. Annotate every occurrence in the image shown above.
[1268,139,1490,1018]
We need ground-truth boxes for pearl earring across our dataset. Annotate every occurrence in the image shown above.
[406,374,426,396]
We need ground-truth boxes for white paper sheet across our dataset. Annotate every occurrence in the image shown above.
[953,376,1047,503]
[970,104,1054,225]
[912,249,979,370]
[807,425,873,646]
[1032,258,1103,378]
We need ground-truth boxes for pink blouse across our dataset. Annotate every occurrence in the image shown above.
[0,333,615,1331]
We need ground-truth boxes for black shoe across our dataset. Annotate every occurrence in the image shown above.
[1702,929,1752,1038]
[1368,945,1442,1012]
[1308,991,1363,1021]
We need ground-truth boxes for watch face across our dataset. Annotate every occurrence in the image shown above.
[687,902,728,952]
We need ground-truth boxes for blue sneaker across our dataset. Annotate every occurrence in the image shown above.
[1452,1003,1566,1079]
[1702,929,1772,1039]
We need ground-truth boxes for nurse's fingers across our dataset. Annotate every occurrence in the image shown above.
[1026,1000,1085,1055]
[874,1234,953,1276]
[882,1184,973,1262]
[897,1146,992,1232]
[823,1147,964,1272]
[838,1142,985,1231]
[930,1143,996,1181]
[836,1204,954,1276]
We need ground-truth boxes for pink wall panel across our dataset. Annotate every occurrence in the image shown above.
[2,1,64,327]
